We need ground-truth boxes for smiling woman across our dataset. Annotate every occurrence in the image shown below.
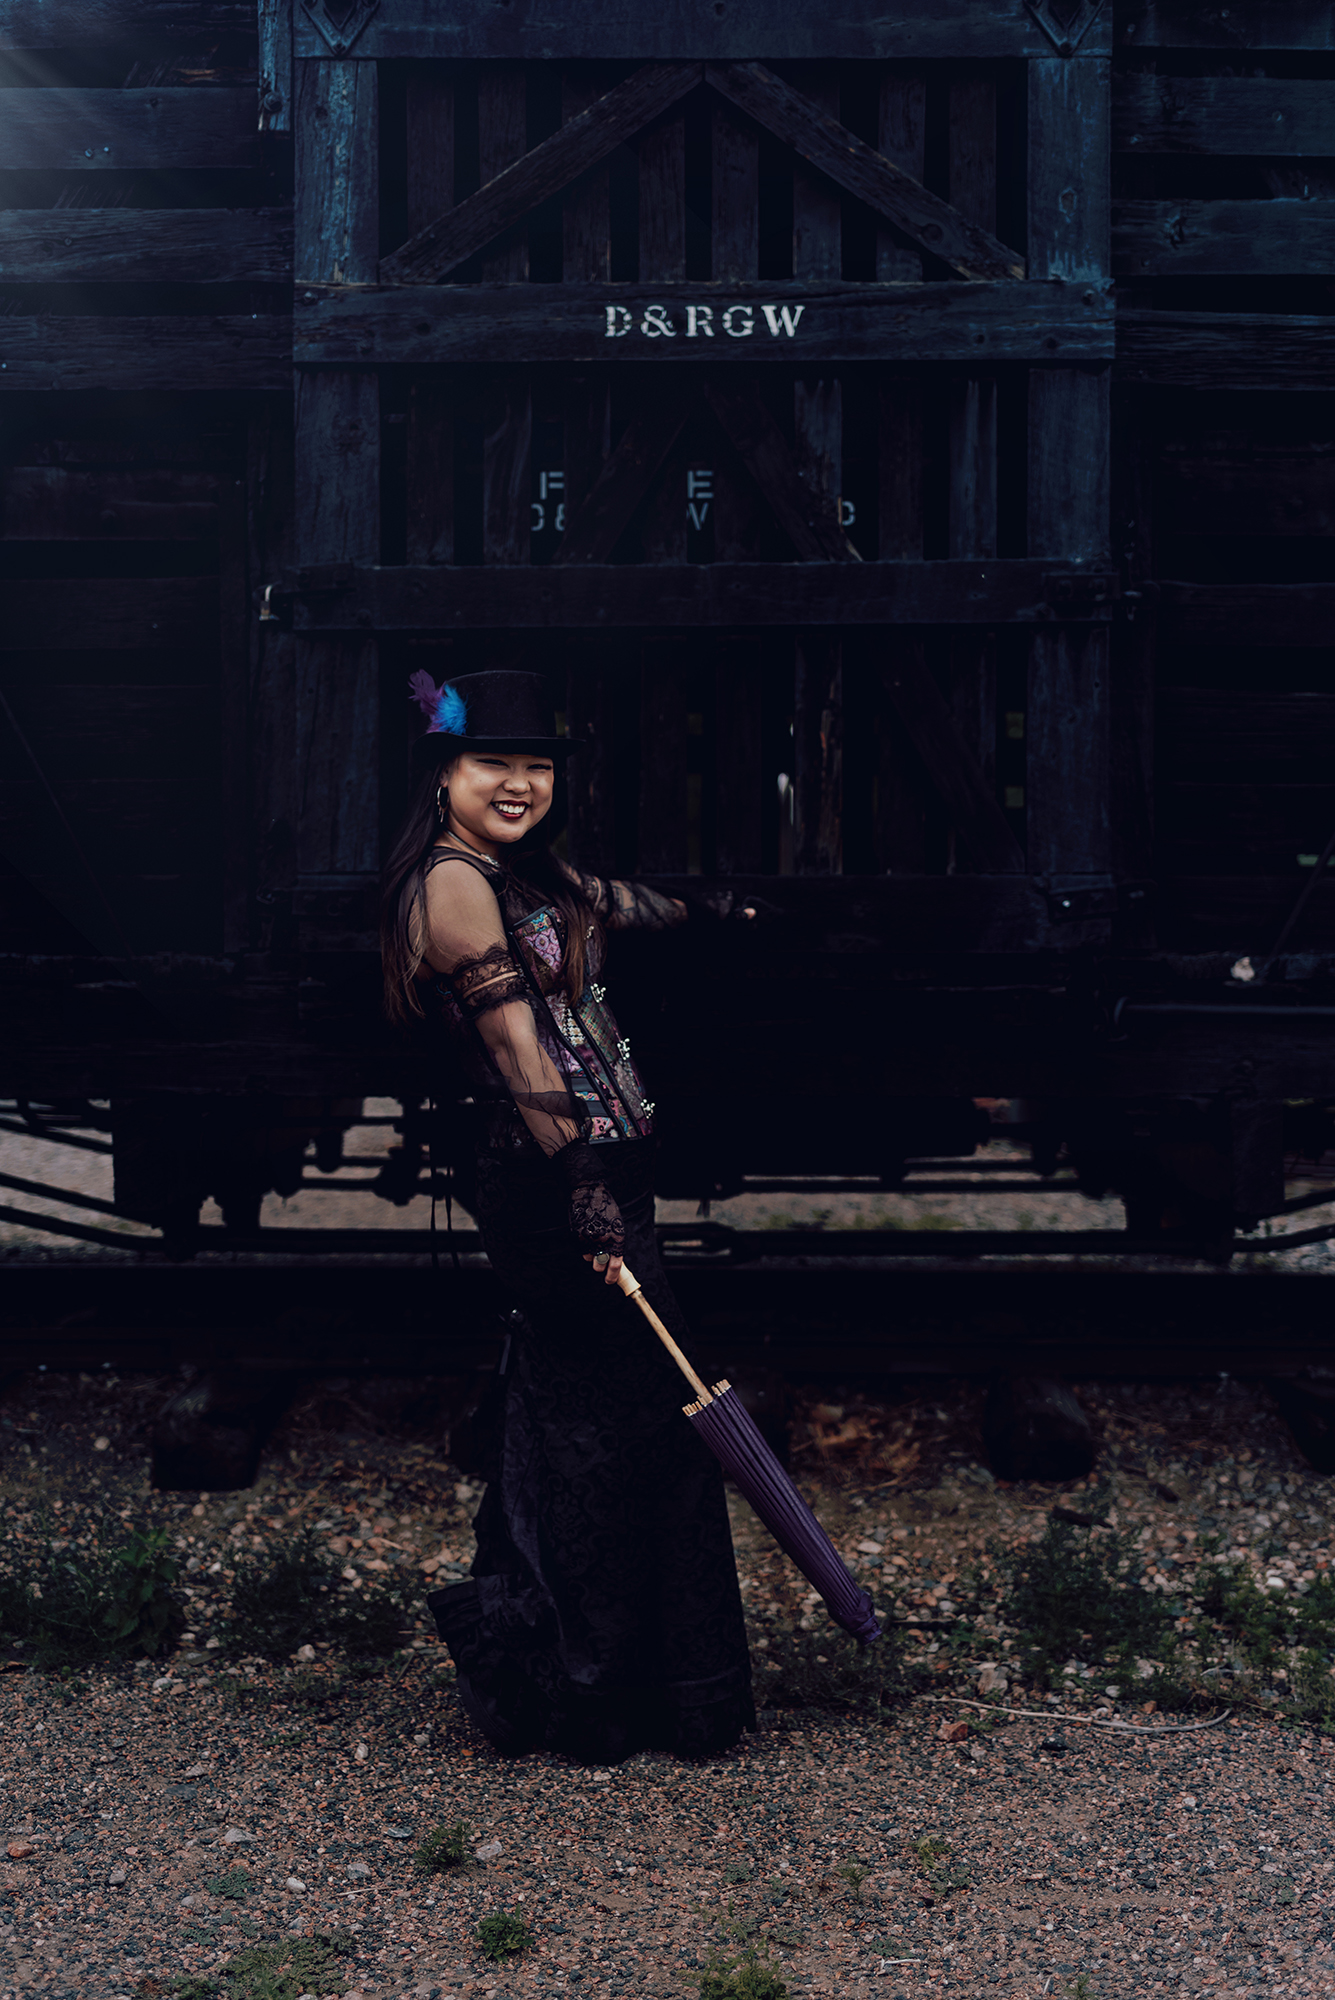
[378,669,755,1767]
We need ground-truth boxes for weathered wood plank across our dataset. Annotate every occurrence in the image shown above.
[1158,583,1335,649]
[293,637,380,877]
[294,279,1113,366]
[711,97,758,282]
[478,66,529,284]
[245,403,298,957]
[873,639,930,872]
[482,372,531,564]
[0,467,218,540]
[881,646,1024,874]
[555,385,691,566]
[1029,370,1110,562]
[289,0,1109,63]
[382,63,701,284]
[878,378,923,560]
[1120,2,1335,49]
[404,71,456,568]
[0,209,291,284]
[294,561,1112,632]
[947,73,997,568]
[1114,75,1335,156]
[0,317,288,392]
[1116,311,1335,388]
[1029,58,1110,282]
[877,68,926,281]
[705,61,1025,282]
[295,59,378,285]
[640,110,687,282]
[1114,199,1335,278]
[793,634,842,874]
[0,87,256,170]
[1158,688,1335,779]
[1159,449,1335,537]
[1026,626,1111,879]
[563,66,611,283]
[703,378,857,564]
[566,649,617,875]
[258,0,292,134]
[638,646,689,872]
[792,64,840,282]
[0,580,215,652]
[714,638,764,875]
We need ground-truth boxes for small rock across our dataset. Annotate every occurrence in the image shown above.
[286,1876,307,1891]
[179,1893,198,1908]
[474,1838,503,1862]
[977,1664,1008,1697]
[93,1436,109,1451]
[222,1827,255,1845]
[183,1764,207,1778]
[411,1733,430,1747]
[152,1676,175,1693]
[347,1860,371,1881]
[383,1826,413,1840]
[937,1720,969,1743]
[354,1741,369,1763]
[1040,1735,1068,1755]
[295,1644,317,1662]
[108,1866,127,1885]
[6,1842,33,1861]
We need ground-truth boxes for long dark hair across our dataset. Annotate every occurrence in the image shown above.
[379,760,599,1024]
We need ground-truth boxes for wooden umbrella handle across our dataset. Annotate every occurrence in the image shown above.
[616,1262,713,1403]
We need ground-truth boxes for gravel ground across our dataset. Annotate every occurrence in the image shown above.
[3,1372,1335,2000]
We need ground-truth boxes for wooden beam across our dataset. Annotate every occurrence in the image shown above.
[877,68,926,281]
[1158,583,1335,650]
[258,0,292,134]
[0,0,254,44]
[1114,75,1335,155]
[1159,450,1335,538]
[291,561,1114,633]
[1120,2,1335,50]
[381,63,702,284]
[0,209,291,284]
[0,87,256,170]
[1113,199,1335,278]
[0,317,287,392]
[0,579,215,651]
[704,61,1025,282]
[880,647,1025,874]
[703,379,858,563]
[554,387,692,565]
[295,279,1112,368]
[0,468,218,540]
[287,0,1110,62]
[1116,311,1335,389]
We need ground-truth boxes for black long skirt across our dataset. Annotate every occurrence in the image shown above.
[428,1138,755,1766]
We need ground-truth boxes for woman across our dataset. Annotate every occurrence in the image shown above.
[381,668,755,1765]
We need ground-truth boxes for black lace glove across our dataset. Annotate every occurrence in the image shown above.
[675,885,783,924]
[551,1140,625,1258]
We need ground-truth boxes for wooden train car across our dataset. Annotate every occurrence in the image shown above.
[1,0,1334,1248]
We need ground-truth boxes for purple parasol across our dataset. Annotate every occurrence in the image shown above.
[617,1265,880,1645]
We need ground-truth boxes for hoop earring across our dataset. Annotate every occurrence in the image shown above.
[436,784,448,823]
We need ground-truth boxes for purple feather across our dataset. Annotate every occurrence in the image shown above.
[407,669,441,719]
[431,682,468,737]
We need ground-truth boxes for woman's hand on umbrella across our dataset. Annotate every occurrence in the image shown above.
[585,1250,625,1287]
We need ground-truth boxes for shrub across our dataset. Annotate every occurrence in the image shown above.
[990,1518,1175,1690]
[414,1822,472,1873]
[225,1530,412,1662]
[0,1525,183,1669]
[219,1930,353,1999]
[475,1911,531,1962]
[696,1945,788,2000]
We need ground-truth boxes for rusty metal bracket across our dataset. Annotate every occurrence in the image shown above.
[1025,0,1107,56]
[301,0,378,57]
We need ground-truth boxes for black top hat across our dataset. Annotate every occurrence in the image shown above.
[408,669,578,771]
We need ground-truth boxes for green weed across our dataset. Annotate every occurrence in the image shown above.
[475,1911,531,1962]
[696,1944,789,2000]
[756,1621,912,1716]
[414,1821,472,1873]
[219,1930,354,1999]
[225,1531,412,1662]
[988,1518,1175,1691]
[836,1861,869,1903]
[723,1861,751,1884]
[0,1525,183,1668]
[912,1837,949,1865]
[205,1867,253,1902]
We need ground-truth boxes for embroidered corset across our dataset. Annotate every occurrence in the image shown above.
[430,870,654,1149]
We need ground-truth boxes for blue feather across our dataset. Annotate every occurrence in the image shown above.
[432,682,468,736]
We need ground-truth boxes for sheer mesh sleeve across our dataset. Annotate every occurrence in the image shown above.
[558,861,687,933]
[423,855,583,1157]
